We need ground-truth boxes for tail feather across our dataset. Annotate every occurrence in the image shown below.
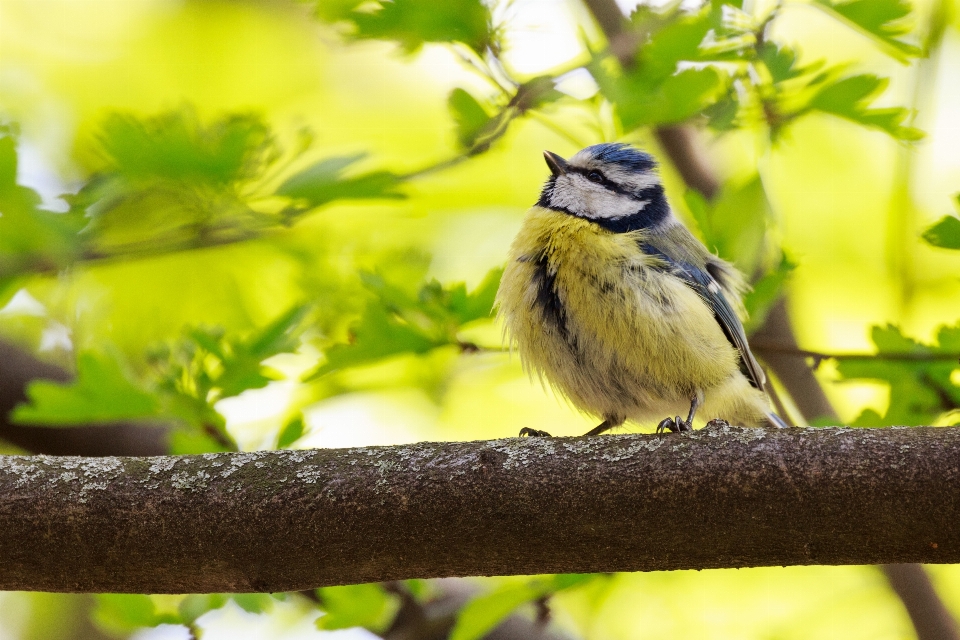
[766,412,792,428]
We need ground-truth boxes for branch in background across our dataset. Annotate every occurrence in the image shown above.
[751,342,959,366]
[883,564,960,640]
[2,424,959,593]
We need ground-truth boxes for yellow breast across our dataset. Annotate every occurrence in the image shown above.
[496,206,739,420]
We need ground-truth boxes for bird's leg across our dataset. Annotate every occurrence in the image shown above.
[583,416,624,436]
[679,394,702,431]
[656,394,702,434]
[519,427,552,437]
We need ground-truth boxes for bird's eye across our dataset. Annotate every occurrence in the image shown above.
[586,171,605,184]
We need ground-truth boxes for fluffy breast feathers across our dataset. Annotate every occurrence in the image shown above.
[496,206,747,422]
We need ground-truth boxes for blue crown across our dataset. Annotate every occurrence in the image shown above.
[583,143,657,173]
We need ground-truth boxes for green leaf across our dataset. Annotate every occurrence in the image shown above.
[808,74,923,140]
[743,254,796,333]
[178,594,229,625]
[450,267,502,324]
[685,175,770,273]
[0,134,85,278]
[13,352,159,425]
[757,42,821,83]
[451,575,596,640]
[231,594,276,614]
[97,108,274,186]
[304,271,500,380]
[835,324,960,425]
[813,0,921,61]
[631,7,715,82]
[276,414,305,448]
[316,584,400,633]
[305,301,438,380]
[215,304,310,398]
[93,595,178,635]
[612,67,727,130]
[922,214,960,249]
[336,0,493,54]
[277,155,404,207]
[510,76,564,113]
[448,88,494,149]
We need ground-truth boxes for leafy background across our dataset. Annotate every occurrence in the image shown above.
[2,0,960,638]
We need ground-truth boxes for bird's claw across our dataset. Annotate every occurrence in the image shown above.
[656,416,692,434]
[519,427,552,437]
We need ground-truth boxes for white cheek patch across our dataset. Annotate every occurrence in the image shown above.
[549,173,646,220]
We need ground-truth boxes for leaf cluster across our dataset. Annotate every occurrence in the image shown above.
[834,324,960,426]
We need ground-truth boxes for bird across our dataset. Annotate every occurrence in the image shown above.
[495,143,789,436]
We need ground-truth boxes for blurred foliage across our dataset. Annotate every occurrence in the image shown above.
[12,351,158,426]
[836,323,960,426]
[311,0,495,54]
[305,267,501,379]
[451,574,600,640]
[923,195,960,249]
[315,583,400,632]
[2,0,960,637]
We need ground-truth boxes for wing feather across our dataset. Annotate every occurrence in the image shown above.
[641,243,766,390]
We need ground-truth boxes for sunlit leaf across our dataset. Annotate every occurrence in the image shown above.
[319,0,494,54]
[0,134,85,278]
[451,574,597,640]
[316,583,400,633]
[277,154,405,207]
[93,595,178,636]
[743,254,796,333]
[808,74,923,140]
[304,270,501,380]
[813,0,921,61]
[178,594,229,625]
[757,42,822,83]
[276,414,305,448]
[96,108,275,186]
[684,175,770,273]
[609,67,727,130]
[835,324,960,425]
[922,213,960,249]
[448,88,494,149]
[630,6,714,81]
[13,352,159,425]
[231,593,276,614]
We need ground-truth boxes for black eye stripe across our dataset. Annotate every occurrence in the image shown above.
[569,166,649,200]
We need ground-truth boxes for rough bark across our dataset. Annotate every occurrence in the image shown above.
[1,423,958,594]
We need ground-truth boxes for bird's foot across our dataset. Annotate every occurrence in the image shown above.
[656,416,693,434]
[519,427,552,437]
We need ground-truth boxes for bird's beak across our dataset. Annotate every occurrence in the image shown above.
[543,150,569,177]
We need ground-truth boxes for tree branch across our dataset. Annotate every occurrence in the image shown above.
[2,423,958,594]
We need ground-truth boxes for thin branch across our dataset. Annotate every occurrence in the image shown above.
[2,423,959,593]
[751,343,960,365]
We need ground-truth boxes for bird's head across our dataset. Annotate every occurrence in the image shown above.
[537,143,670,233]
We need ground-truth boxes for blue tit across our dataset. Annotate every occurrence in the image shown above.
[495,143,789,436]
